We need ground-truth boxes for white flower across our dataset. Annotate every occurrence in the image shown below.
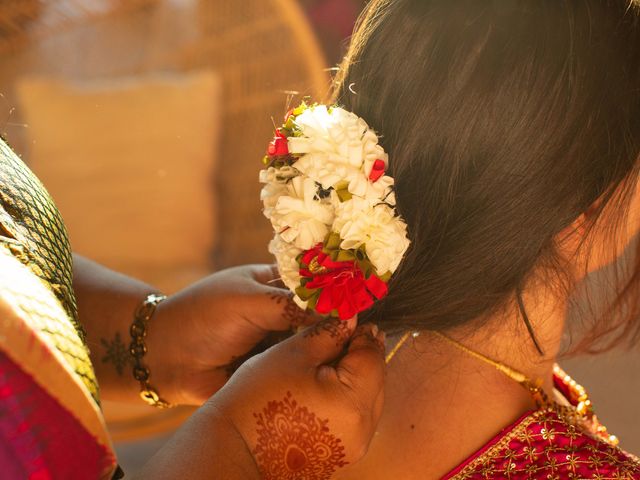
[268,235,302,293]
[333,199,410,274]
[350,174,396,205]
[259,165,299,184]
[288,106,389,193]
[259,166,300,219]
[270,176,334,250]
[260,182,287,220]
[261,103,411,309]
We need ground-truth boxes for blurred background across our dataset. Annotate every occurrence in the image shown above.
[0,0,636,475]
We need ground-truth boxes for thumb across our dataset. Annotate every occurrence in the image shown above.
[335,324,386,401]
[295,317,358,365]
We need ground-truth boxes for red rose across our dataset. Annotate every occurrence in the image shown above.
[267,128,289,156]
[299,244,388,320]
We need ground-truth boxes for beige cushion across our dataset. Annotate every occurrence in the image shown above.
[16,72,220,293]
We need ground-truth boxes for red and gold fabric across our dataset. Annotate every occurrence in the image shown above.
[0,139,116,479]
[444,370,640,480]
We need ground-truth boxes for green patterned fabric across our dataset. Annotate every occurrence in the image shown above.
[0,139,99,404]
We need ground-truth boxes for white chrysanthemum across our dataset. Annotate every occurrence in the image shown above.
[268,235,302,293]
[259,166,300,219]
[260,182,287,220]
[269,176,334,250]
[269,236,308,309]
[287,106,389,193]
[333,198,411,274]
[259,165,299,184]
[353,175,397,205]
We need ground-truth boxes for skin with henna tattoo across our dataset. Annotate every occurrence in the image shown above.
[303,318,352,346]
[253,391,348,480]
[268,291,310,330]
[223,291,315,379]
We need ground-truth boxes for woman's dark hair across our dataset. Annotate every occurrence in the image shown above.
[333,0,640,352]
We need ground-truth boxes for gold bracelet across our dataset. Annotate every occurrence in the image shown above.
[129,293,173,408]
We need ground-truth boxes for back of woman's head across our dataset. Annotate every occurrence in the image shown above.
[334,0,640,350]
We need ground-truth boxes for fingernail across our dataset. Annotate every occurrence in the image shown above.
[371,324,379,337]
[345,317,357,332]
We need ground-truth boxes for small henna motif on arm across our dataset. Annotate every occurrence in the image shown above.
[253,392,347,480]
[100,332,131,376]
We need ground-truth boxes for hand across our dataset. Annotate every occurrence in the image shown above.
[211,318,387,479]
[146,264,316,405]
[135,318,386,480]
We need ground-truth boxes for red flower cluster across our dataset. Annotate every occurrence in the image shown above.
[299,244,388,320]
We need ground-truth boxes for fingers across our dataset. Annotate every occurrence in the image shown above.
[249,264,285,289]
[245,288,316,333]
[335,324,386,401]
[293,317,358,365]
[243,264,319,331]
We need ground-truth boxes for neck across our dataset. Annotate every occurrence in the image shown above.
[379,273,568,478]
[393,268,567,390]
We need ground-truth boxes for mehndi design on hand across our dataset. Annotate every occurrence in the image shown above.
[253,391,347,480]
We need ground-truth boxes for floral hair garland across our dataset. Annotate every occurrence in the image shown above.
[260,102,411,320]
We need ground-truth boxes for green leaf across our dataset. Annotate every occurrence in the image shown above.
[293,103,307,116]
[324,232,342,250]
[284,117,296,131]
[379,271,392,282]
[296,286,315,301]
[355,246,368,261]
[336,188,352,202]
[336,250,356,262]
[307,292,319,310]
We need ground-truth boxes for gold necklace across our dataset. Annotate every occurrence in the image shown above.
[385,329,619,446]
[385,331,546,405]
[384,331,412,364]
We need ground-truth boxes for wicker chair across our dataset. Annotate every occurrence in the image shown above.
[0,0,329,441]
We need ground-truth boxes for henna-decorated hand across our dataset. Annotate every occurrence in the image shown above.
[211,318,387,480]
[144,264,316,405]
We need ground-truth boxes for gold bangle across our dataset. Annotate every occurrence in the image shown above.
[130,293,173,408]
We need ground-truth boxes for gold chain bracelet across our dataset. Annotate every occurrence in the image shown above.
[130,293,173,408]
